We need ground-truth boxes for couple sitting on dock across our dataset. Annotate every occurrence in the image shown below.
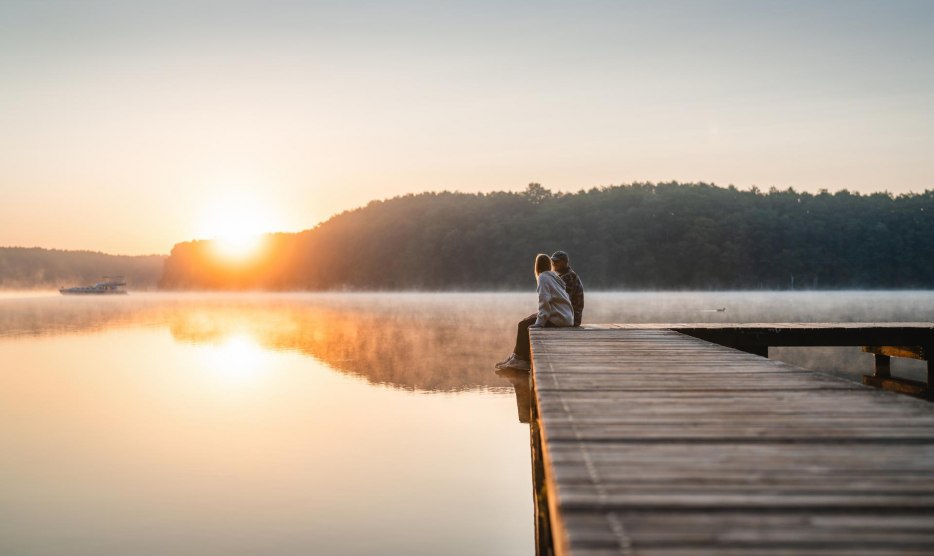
[496,251,584,372]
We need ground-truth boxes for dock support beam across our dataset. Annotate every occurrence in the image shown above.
[874,353,892,378]
[861,345,930,399]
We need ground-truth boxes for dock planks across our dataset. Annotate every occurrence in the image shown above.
[529,327,934,556]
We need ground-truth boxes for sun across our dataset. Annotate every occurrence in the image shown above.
[214,233,265,259]
[196,191,280,260]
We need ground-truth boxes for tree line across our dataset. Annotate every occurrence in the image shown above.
[159,182,934,290]
[0,247,165,289]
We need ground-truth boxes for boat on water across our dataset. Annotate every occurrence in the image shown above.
[59,276,128,295]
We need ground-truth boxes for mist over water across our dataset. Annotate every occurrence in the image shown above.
[5,290,929,387]
[1,290,932,555]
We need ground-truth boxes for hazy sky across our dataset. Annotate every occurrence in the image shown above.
[2,0,933,254]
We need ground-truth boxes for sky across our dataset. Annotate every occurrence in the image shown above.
[1,0,933,255]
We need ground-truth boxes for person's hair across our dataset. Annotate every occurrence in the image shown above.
[534,253,552,277]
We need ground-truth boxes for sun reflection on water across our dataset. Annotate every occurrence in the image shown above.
[197,332,268,385]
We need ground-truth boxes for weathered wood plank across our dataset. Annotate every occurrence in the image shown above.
[529,326,934,556]
[863,346,926,361]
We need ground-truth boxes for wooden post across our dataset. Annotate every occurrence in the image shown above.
[529,368,554,556]
[874,353,892,378]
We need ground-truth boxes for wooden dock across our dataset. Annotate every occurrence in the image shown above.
[529,324,934,556]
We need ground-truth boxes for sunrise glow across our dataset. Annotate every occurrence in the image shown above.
[197,190,279,260]
[213,233,265,260]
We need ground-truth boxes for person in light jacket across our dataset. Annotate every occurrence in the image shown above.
[496,254,574,371]
[531,254,574,329]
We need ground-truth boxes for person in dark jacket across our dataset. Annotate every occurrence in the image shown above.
[496,250,585,371]
[549,251,584,327]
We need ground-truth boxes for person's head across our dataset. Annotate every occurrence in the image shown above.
[550,251,570,273]
[534,253,552,277]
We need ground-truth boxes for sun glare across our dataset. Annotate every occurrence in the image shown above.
[202,333,268,385]
[214,233,265,259]
[196,189,280,260]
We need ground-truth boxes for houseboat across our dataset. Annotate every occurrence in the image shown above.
[60,276,128,295]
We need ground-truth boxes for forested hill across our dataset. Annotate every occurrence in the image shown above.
[0,247,165,289]
[160,182,934,290]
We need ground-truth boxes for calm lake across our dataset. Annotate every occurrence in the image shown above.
[2,291,933,555]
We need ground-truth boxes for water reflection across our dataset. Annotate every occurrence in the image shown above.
[197,333,270,384]
[496,369,532,424]
[165,302,516,391]
[2,291,933,389]
[0,294,536,556]
[0,293,538,392]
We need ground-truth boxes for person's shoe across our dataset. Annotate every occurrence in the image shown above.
[495,353,517,369]
[506,358,530,371]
